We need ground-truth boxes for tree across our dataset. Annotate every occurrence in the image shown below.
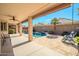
[51,18,59,31]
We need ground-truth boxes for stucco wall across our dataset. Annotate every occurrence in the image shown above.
[34,24,79,35]
[0,35,1,53]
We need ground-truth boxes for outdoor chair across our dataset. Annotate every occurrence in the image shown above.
[0,33,11,48]
[0,33,6,46]
[62,31,77,45]
[0,33,14,56]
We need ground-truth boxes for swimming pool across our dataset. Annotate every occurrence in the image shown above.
[33,32,46,38]
[24,32,46,38]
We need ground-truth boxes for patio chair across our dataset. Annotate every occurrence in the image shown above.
[62,31,77,44]
[0,33,6,46]
[0,33,11,46]
[0,33,14,56]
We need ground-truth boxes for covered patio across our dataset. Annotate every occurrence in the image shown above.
[0,3,71,41]
[0,3,77,56]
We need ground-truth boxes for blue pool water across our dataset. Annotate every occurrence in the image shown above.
[33,32,46,38]
[24,32,46,38]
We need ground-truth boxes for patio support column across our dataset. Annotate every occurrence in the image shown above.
[16,24,18,34]
[19,23,22,36]
[7,22,9,34]
[28,16,33,41]
[0,23,1,53]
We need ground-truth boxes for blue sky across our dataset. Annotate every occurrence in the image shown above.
[22,3,79,27]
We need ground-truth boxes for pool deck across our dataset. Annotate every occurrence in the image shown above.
[11,34,78,56]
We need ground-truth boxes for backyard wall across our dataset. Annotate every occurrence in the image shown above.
[34,23,79,35]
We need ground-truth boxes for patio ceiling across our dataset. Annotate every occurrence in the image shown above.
[0,3,71,23]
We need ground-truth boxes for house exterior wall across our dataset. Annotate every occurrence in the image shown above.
[0,19,8,34]
[0,19,21,34]
[0,19,22,54]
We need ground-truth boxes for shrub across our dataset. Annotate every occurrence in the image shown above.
[74,37,79,44]
[9,29,15,34]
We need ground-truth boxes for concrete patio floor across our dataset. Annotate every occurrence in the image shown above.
[11,34,28,46]
[10,34,78,56]
[33,36,78,56]
[13,42,63,56]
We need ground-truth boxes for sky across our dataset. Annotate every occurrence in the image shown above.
[22,3,79,27]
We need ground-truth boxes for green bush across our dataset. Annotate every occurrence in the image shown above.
[9,29,16,34]
[74,37,79,44]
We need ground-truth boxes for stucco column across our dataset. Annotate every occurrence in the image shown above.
[0,22,1,33]
[28,16,33,41]
[19,23,22,36]
[16,24,19,34]
[0,23,1,53]
[7,22,9,34]
[0,39,1,54]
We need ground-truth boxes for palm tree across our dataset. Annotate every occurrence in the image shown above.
[51,18,59,31]
[77,8,79,15]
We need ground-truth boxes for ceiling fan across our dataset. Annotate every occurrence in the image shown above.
[0,14,19,21]
[9,16,18,21]
[6,15,19,21]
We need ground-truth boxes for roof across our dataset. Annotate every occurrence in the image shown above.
[0,3,71,23]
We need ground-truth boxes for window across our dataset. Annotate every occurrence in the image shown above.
[0,22,7,31]
[4,23,7,30]
[1,22,3,31]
